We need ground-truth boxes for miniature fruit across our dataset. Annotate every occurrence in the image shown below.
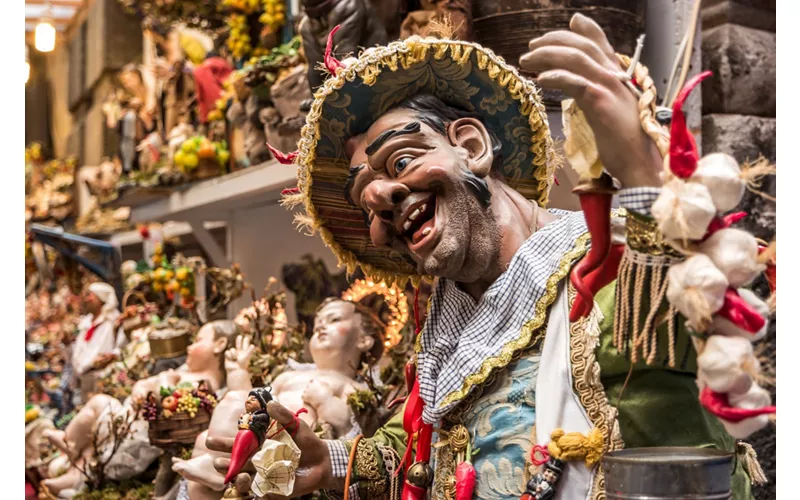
[164,269,175,281]
[181,141,194,154]
[25,406,39,423]
[174,150,186,166]
[176,268,189,281]
[152,282,164,293]
[217,149,231,166]
[162,396,179,412]
[165,281,179,293]
[180,286,193,298]
[183,153,199,169]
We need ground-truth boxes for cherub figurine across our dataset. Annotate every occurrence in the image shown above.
[41,321,241,496]
[225,387,273,483]
[521,458,565,500]
[270,279,408,437]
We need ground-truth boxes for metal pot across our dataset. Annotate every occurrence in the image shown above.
[603,447,734,500]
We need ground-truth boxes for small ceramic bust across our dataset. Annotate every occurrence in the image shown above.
[521,458,565,500]
[270,297,384,437]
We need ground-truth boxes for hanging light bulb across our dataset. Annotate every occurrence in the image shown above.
[25,45,30,84]
[35,2,56,53]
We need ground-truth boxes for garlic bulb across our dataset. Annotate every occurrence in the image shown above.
[652,179,717,242]
[696,336,755,393]
[690,152,745,212]
[719,384,772,438]
[667,254,729,331]
[712,288,770,341]
[699,228,766,287]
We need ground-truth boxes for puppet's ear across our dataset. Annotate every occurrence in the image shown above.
[356,332,375,354]
[448,117,494,179]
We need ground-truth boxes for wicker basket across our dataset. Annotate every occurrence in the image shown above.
[472,1,644,107]
[148,319,194,360]
[191,158,223,180]
[148,410,211,447]
[118,291,156,337]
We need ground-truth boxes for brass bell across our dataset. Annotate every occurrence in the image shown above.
[406,461,434,488]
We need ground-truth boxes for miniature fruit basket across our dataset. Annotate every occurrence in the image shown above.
[144,382,217,447]
[173,135,230,181]
[147,319,195,361]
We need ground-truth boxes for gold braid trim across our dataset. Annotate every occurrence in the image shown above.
[567,284,625,500]
[625,212,681,257]
[354,438,386,498]
[438,232,591,408]
[290,36,557,286]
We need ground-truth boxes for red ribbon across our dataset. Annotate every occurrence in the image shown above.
[267,143,298,165]
[716,288,766,334]
[324,25,344,75]
[530,444,550,466]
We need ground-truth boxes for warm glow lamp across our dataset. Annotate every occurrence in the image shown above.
[25,45,30,84]
[35,20,56,53]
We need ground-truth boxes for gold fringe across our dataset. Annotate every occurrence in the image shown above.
[613,247,681,365]
[736,441,768,486]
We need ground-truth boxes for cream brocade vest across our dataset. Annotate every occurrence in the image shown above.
[433,283,622,500]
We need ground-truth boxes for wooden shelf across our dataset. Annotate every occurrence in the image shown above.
[126,161,296,223]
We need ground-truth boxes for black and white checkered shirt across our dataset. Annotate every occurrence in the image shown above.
[325,187,660,483]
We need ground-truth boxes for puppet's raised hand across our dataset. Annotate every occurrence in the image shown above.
[211,400,340,499]
[519,13,663,189]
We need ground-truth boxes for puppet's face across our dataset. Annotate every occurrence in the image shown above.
[543,469,558,483]
[346,107,501,283]
[244,395,261,413]
[186,324,225,372]
[310,301,371,361]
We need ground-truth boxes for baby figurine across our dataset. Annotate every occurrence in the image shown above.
[270,297,386,437]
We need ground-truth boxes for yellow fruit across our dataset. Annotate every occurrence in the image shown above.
[153,282,164,292]
[25,361,35,371]
[180,287,193,298]
[154,268,167,282]
[25,407,39,423]
[183,153,199,169]
[165,269,175,281]
[166,281,179,293]
[174,150,186,166]
[176,268,189,281]
[181,141,194,154]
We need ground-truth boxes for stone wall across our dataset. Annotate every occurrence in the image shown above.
[700,2,776,497]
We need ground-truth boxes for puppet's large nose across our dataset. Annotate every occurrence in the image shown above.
[363,179,409,224]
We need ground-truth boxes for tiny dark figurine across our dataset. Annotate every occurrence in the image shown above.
[224,387,273,484]
[520,458,564,500]
[298,0,388,108]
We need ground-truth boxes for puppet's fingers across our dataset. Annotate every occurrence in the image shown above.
[528,30,616,71]
[206,435,235,453]
[536,69,608,104]
[520,46,618,86]
[569,13,617,61]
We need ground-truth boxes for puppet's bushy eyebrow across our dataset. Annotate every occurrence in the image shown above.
[365,121,421,156]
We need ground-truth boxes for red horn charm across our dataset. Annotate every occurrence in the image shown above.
[224,427,262,484]
[716,288,766,334]
[699,387,775,423]
[324,25,345,75]
[569,173,621,321]
[669,71,713,179]
[267,143,298,165]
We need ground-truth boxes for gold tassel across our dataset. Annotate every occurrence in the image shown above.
[736,441,768,486]
[547,427,605,468]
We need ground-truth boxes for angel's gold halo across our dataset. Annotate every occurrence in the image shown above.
[341,278,409,348]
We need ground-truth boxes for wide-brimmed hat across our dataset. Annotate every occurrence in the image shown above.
[281,33,557,284]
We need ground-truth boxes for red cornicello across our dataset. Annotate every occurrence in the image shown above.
[699,387,775,423]
[324,25,345,75]
[455,461,476,500]
[716,288,766,334]
[703,212,747,240]
[669,71,713,179]
[267,143,298,165]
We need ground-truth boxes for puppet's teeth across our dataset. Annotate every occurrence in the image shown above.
[422,227,432,236]
[404,220,412,231]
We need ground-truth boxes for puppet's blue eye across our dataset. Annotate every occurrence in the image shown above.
[394,157,412,173]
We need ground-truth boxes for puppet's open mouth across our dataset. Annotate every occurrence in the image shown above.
[400,195,436,246]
